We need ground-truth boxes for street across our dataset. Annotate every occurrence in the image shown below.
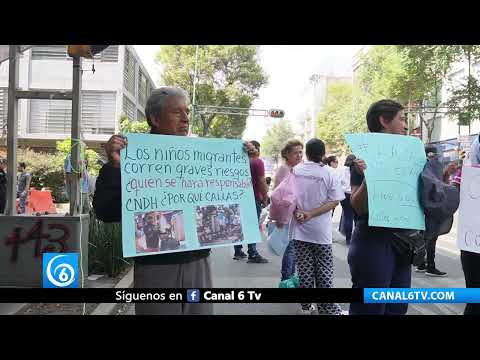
[123,210,467,315]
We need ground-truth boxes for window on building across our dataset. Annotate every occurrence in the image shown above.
[92,45,119,62]
[33,45,119,62]
[138,69,147,107]
[123,95,136,121]
[0,88,7,137]
[32,45,69,60]
[137,109,145,122]
[123,49,136,96]
[29,98,72,133]
[29,91,116,135]
[82,91,116,134]
[147,84,155,99]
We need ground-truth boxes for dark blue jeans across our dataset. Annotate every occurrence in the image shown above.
[281,238,296,281]
[234,200,262,257]
[461,250,480,315]
[340,193,354,244]
[348,224,412,315]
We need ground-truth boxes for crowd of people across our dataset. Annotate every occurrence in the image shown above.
[196,205,242,245]
[0,160,31,214]
[91,86,480,316]
[0,154,93,215]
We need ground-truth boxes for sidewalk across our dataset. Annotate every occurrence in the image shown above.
[12,266,132,315]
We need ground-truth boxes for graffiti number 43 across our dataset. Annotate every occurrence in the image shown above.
[5,220,70,263]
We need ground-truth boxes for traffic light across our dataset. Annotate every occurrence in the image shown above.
[269,109,285,118]
[67,45,110,59]
[459,149,467,160]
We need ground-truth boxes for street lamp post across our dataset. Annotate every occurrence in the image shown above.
[190,45,199,135]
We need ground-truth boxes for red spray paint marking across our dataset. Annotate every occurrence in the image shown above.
[4,219,70,263]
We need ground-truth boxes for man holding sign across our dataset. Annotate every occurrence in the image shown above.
[93,87,213,315]
[346,99,425,316]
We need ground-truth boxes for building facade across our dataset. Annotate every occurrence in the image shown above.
[0,45,155,151]
[419,59,480,144]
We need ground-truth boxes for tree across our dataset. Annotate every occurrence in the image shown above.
[357,46,409,103]
[398,45,458,143]
[356,45,459,143]
[261,121,297,166]
[156,45,268,138]
[445,45,480,132]
[316,83,354,152]
[315,82,371,152]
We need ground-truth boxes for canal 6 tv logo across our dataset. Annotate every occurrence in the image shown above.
[42,253,79,288]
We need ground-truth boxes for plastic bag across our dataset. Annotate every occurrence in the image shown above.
[269,173,297,224]
[279,275,300,288]
[267,225,290,256]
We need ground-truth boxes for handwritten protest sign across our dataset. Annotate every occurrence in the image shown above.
[120,134,261,258]
[458,135,472,166]
[345,133,426,230]
[457,166,480,254]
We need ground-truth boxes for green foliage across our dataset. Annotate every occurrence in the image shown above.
[156,45,268,138]
[316,83,371,152]
[120,115,149,134]
[208,114,246,139]
[398,45,458,105]
[55,138,101,177]
[88,212,130,277]
[17,148,66,202]
[315,45,480,146]
[262,121,297,162]
[357,46,409,103]
[445,46,480,126]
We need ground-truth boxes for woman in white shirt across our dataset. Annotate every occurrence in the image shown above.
[292,138,345,315]
[339,154,356,245]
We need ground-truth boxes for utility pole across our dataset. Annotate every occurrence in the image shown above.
[5,45,19,215]
[69,57,82,216]
[190,45,199,135]
[309,74,320,139]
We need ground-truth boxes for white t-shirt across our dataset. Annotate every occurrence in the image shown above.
[291,161,345,245]
[340,166,351,194]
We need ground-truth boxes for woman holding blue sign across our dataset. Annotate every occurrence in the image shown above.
[348,99,413,316]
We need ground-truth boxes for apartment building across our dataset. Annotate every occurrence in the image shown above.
[0,45,156,151]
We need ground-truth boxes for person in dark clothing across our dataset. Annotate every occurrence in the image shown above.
[143,213,161,250]
[233,140,269,263]
[415,145,457,277]
[17,162,31,214]
[339,154,356,245]
[93,87,214,315]
[0,158,7,214]
[348,99,413,315]
[452,165,480,315]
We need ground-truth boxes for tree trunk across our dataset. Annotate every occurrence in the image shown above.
[200,113,216,137]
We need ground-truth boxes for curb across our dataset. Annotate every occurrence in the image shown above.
[90,267,134,315]
[7,303,30,315]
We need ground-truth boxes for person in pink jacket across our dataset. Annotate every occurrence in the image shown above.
[272,139,303,281]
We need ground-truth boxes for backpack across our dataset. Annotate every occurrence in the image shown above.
[269,172,297,225]
[420,157,460,239]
